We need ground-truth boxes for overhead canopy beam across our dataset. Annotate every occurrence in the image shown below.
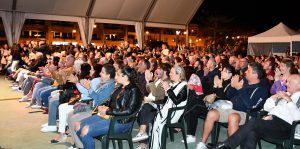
[12,0,17,10]
[186,0,204,25]
[86,0,96,17]
[142,0,157,22]
[145,22,186,30]
[95,18,136,26]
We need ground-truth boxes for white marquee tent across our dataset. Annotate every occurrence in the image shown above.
[0,0,204,47]
[248,22,299,56]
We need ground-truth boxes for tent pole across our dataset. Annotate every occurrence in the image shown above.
[290,41,293,56]
[185,25,189,46]
[271,43,273,56]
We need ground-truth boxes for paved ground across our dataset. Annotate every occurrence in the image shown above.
[0,75,290,149]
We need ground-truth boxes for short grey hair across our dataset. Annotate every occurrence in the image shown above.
[174,64,186,81]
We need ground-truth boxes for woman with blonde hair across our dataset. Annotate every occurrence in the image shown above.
[150,65,188,149]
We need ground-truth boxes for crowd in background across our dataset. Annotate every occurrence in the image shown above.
[1,40,300,149]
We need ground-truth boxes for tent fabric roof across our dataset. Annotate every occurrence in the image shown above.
[292,34,300,41]
[248,22,298,43]
[0,0,204,29]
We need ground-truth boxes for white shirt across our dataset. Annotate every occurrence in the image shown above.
[264,92,300,125]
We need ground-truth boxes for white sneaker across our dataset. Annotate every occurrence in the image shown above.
[41,123,48,127]
[11,86,19,90]
[68,146,77,149]
[31,105,42,109]
[181,135,196,143]
[49,134,67,144]
[41,126,57,133]
[19,96,29,102]
[25,103,34,108]
[132,133,149,142]
[196,142,208,149]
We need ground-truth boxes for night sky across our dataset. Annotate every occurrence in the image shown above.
[191,0,300,34]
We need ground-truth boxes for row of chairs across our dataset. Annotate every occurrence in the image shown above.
[211,108,300,149]
[93,99,300,149]
[94,102,191,149]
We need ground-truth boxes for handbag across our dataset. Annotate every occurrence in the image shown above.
[73,101,93,114]
[203,93,217,103]
[68,94,81,105]
[91,106,111,119]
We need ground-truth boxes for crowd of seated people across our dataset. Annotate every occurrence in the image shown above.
[2,40,300,149]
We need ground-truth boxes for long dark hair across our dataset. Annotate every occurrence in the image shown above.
[121,66,145,97]
[79,63,91,80]
[52,56,60,66]
[92,64,102,78]
[121,66,138,85]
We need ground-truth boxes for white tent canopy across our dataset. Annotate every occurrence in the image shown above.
[292,34,300,41]
[0,0,204,47]
[248,22,299,56]
[291,34,300,54]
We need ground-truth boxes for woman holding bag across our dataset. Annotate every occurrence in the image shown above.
[75,66,143,149]
[66,64,116,149]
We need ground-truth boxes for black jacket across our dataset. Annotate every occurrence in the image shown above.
[167,82,188,105]
[103,83,142,123]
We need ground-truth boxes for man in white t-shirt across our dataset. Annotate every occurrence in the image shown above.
[209,74,300,149]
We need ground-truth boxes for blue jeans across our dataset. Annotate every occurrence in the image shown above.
[48,96,59,126]
[36,86,52,106]
[22,77,34,95]
[77,115,131,149]
[40,87,57,107]
[31,82,48,104]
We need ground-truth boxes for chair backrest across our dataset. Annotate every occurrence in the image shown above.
[288,120,300,147]
[257,111,300,149]
[166,101,189,125]
[108,109,139,137]
[165,87,190,125]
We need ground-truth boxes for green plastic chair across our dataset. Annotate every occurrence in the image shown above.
[211,107,262,144]
[96,110,139,149]
[258,110,300,149]
[160,105,189,149]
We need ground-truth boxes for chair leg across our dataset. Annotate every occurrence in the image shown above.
[103,136,110,149]
[212,123,221,144]
[128,139,134,149]
[118,140,123,149]
[257,140,262,149]
[181,126,188,149]
[112,139,116,149]
[161,126,167,149]
[276,144,284,149]
[101,138,106,149]
[169,127,175,142]
[284,140,293,149]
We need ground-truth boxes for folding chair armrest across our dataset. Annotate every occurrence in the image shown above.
[288,120,300,146]
[184,104,207,115]
[166,106,186,124]
[167,106,185,117]
[292,120,300,127]
[108,111,138,135]
[257,110,269,118]
[245,107,263,121]
[291,120,300,135]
